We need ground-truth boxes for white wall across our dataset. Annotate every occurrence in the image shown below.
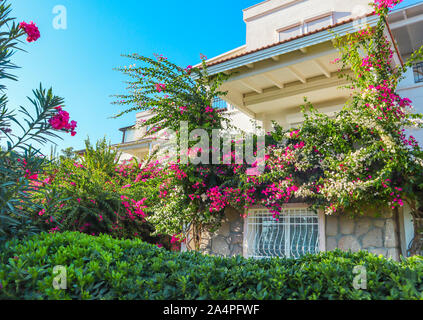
[224,109,259,133]
[243,0,373,51]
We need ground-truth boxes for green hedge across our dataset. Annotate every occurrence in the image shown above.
[0,232,422,300]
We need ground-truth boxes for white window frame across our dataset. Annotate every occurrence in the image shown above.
[275,11,335,43]
[303,12,334,34]
[276,22,304,42]
[243,204,325,259]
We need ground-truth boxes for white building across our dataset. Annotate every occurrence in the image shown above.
[118,0,423,260]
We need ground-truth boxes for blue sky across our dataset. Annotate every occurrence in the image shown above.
[8,0,422,154]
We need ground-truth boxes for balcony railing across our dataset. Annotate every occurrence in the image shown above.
[413,62,423,84]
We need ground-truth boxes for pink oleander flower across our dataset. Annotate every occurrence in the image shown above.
[43,177,53,184]
[49,106,77,136]
[25,170,38,180]
[38,209,46,216]
[19,21,40,42]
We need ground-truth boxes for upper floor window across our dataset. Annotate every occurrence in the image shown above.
[277,12,334,43]
[305,14,333,33]
[413,62,423,83]
[278,23,303,42]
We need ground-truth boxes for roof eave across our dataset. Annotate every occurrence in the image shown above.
[204,14,379,77]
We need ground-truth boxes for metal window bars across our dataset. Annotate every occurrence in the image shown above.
[245,208,320,259]
[413,62,423,84]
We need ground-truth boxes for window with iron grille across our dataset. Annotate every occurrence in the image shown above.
[413,62,423,83]
[245,208,320,259]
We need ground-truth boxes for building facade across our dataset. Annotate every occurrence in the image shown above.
[188,0,423,261]
[118,0,423,260]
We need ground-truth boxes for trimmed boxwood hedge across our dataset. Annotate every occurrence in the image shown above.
[0,232,422,300]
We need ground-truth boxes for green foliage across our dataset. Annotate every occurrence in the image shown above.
[81,137,120,176]
[59,147,77,162]
[113,55,240,244]
[0,1,68,241]
[110,5,423,249]
[0,231,422,300]
[32,138,170,246]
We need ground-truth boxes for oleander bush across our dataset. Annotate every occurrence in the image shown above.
[32,138,167,245]
[0,0,77,241]
[0,231,422,300]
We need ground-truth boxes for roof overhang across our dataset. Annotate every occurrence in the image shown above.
[114,139,152,150]
[192,13,407,127]
[205,14,380,76]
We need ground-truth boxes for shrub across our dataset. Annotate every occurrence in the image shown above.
[0,231,422,300]
[31,138,176,248]
[0,1,76,241]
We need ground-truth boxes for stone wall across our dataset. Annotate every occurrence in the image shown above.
[325,208,401,260]
[196,206,402,261]
[199,207,244,257]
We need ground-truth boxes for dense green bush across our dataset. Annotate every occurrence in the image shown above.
[0,231,422,300]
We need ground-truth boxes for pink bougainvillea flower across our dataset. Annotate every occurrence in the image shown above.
[290,130,300,138]
[19,21,40,42]
[185,65,193,74]
[155,83,166,93]
[374,0,403,10]
[179,106,187,114]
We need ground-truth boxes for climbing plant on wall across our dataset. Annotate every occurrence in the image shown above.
[114,0,423,255]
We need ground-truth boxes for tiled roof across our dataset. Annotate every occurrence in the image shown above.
[205,12,376,68]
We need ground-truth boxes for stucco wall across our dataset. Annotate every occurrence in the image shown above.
[243,0,373,51]
[198,206,402,261]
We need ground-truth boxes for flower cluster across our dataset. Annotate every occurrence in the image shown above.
[374,0,403,10]
[19,21,40,42]
[49,106,77,136]
[155,83,166,93]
